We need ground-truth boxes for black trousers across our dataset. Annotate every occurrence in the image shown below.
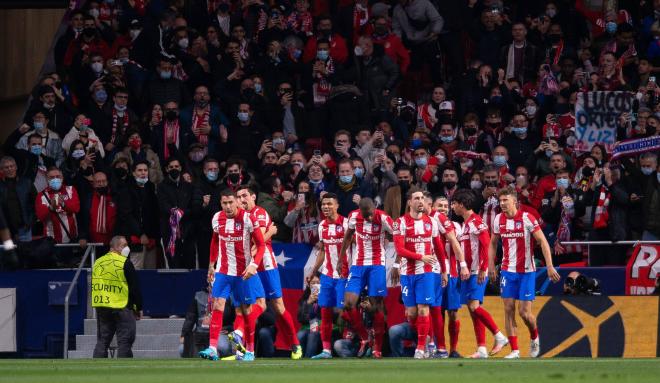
[93,307,136,358]
[196,230,212,270]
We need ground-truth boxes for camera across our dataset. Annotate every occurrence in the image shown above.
[564,272,601,296]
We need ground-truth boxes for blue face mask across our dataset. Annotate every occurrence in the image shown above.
[237,112,250,122]
[339,175,353,183]
[48,178,62,191]
[411,138,422,149]
[440,135,454,144]
[606,21,617,34]
[160,70,172,80]
[317,50,329,61]
[33,121,45,130]
[641,167,654,176]
[490,95,503,104]
[493,155,507,167]
[415,157,428,168]
[95,89,108,103]
[254,83,262,93]
[512,127,527,136]
[30,145,42,156]
[556,178,569,189]
[354,167,364,179]
[206,171,218,182]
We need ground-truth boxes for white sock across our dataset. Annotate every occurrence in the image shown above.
[477,346,488,354]
[234,329,243,338]
[209,345,217,352]
[495,331,507,341]
[323,349,331,353]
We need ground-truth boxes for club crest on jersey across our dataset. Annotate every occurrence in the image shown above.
[336,225,343,233]
[392,222,399,230]
[372,224,380,231]
[424,223,431,231]
[515,222,522,230]
[235,223,242,231]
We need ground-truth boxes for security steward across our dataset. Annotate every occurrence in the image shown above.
[92,235,143,358]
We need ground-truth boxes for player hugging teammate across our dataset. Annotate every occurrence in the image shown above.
[201,186,559,361]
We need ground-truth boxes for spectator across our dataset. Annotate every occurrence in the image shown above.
[16,109,65,167]
[296,274,322,358]
[179,85,228,159]
[370,15,410,75]
[0,156,36,242]
[116,130,163,185]
[145,57,191,110]
[328,159,373,217]
[302,15,348,64]
[116,160,159,269]
[530,151,570,210]
[219,158,257,192]
[499,113,538,171]
[258,176,295,242]
[641,159,660,241]
[61,113,105,159]
[150,101,190,167]
[34,166,80,244]
[499,23,541,86]
[226,102,266,170]
[284,180,320,245]
[5,132,56,192]
[78,171,116,247]
[191,158,222,270]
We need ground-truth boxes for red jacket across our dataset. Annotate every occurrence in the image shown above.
[35,185,80,243]
[89,191,117,245]
[64,37,112,67]
[372,33,410,74]
[530,174,556,211]
[302,34,349,64]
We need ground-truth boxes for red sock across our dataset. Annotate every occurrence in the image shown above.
[430,307,446,349]
[233,312,245,335]
[473,307,499,334]
[449,319,460,352]
[416,315,430,351]
[347,308,369,341]
[509,336,519,351]
[372,311,385,352]
[470,311,486,347]
[529,327,538,340]
[321,307,334,351]
[209,309,224,349]
[244,304,264,352]
[279,310,300,346]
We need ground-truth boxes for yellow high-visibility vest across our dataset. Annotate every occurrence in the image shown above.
[91,252,129,309]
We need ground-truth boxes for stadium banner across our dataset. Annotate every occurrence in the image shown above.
[0,288,17,352]
[625,244,660,295]
[455,296,659,358]
[574,91,633,153]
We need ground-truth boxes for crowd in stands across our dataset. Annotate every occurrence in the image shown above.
[1,0,660,270]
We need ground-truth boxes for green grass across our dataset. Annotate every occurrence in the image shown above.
[1,359,660,383]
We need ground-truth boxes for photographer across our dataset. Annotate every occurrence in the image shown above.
[563,271,601,296]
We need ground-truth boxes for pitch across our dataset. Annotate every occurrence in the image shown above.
[1,358,659,383]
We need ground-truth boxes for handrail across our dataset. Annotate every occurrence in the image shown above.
[54,243,103,267]
[63,245,92,359]
[559,240,660,245]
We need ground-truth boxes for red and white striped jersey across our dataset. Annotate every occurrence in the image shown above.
[393,214,445,275]
[429,210,456,275]
[493,210,541,273]
[347,209,393,266]
[443,221,462,277]
[211,209,260,276]
[481,196,500,234]
[249,205,277,271]
[458,213,490,275]
[34,185,80,244]
[318,215,349,278]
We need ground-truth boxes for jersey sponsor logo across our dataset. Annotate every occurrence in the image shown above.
[501,232,525,239]
[356,232,381,241]
[219,235,245,242]
[323,238,344,244]
[405,237,431,243]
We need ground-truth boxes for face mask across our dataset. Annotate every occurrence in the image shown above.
[254,83,262,93]
[114,167,128,179]
[339,175,353,183]
[606,21,617,35]
[398,180,410,190]
[525,105,537,116]
[272,138,285,147]
[309,178,322,185]
[546,9,557,18]
[178,38,189,49]
[91,62,104,73]
[464,128,477,136]
[43,102,55,110]
[83,27,95,38]
[206,170,218,182]
[517,175,527,184]
[190,151,205,163]
[317,50,329,61]
[470,180,483,190]
[436,155,446,165]
[96,186,108,195]
[114,104,127,112]
[548,34,561,44]
[89,8,100,18]
[354,168,364,179]
[411,138,422,149]
[160,70,172,80]
[168,169,181,180]
[195,99,209,109]
[484,180,498,188]
[318,29,331,38]
[165,110,178,121]
[641,167,654,176]
[374,26,388,35]
[117,57,129,65]
[228,173,241,184]
[511,127,527,137]
[292,161,304,169]
[237,112,250,122]
[490,95,502,104]
[135,176,148,185]
[440,135,454,144]
[33,121,45,130]
[48,178,62,191]
[463,159,474,168]
[128,138,142,150]
[545,150,554,158]
[566,136,577,147]
[129,29,141,40]
[556,178,569,189]
[582,167,594,177]
[443,181,456,189]
[120,246,131,257]
[493,155,507,167]
[30,145,42,156]
[562,200,574,210]
[354,46,363,57]
[291,49,302,59]
[72,149,86,159]
[415,157,428,168]
[95,89,108,103]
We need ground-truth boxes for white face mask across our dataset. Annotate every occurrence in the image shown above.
[120,246,131,257]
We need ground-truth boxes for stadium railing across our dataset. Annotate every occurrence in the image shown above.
[558,240,660,265]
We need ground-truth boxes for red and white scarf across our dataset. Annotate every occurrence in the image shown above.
[287,11,313,35]
[192,107,210,146]
[167,208,184,258]
[111,109,129,144]
[163,120,180,160]
[313,58,334,106]
[593,185,610,229]
[94,193,108,234]
[481,196,500,234]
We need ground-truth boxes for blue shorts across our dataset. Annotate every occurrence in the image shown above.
[442,276,462,310]
[431,273,445,307]
[400,273,436,307]
[500,271,535,301]
[258,269,282,299]
[318,274,346,308]
[212,273,265,307]
[345,265,387,297]
[460,275,487,304]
